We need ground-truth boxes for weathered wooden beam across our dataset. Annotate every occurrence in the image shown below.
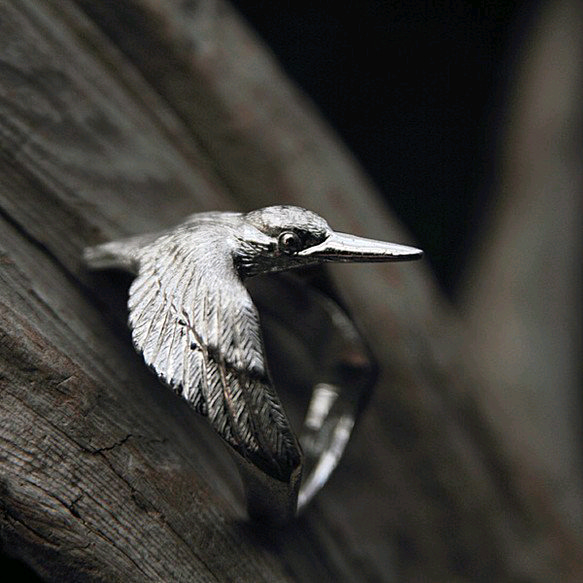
[0,2,356,581]
[0,0,581,581]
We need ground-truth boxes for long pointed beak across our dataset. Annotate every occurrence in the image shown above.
[297,232,423,263]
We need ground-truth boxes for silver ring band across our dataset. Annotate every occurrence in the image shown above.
[243,273,376,524]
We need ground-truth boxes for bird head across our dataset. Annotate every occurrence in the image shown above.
[234,205,422,277]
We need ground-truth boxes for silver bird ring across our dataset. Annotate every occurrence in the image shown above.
[84,205,422,525]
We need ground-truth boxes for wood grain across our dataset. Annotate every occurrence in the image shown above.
[0,0,581,581]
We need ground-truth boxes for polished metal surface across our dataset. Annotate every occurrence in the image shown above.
[84,205,422,524]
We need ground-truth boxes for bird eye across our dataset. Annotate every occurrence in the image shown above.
[278,231,302,254]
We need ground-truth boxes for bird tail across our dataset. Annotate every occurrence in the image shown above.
[84,233,156,273]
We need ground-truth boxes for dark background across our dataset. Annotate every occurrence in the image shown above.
[231,1,539,297]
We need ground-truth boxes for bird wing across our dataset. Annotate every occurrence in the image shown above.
[127,226,300,480]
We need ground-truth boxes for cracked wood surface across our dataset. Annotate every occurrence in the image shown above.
[0,0,582,582]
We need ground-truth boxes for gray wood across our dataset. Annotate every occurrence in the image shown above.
[0,0,581,581]
[461,0,583,533]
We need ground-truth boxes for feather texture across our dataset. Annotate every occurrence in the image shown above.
[127,224,300,480]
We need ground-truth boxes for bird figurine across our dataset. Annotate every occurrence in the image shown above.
[84,206,422,485]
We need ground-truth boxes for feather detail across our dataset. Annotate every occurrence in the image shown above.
[127,224,300,480]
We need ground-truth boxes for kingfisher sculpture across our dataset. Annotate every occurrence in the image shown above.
[85,205,422,523]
